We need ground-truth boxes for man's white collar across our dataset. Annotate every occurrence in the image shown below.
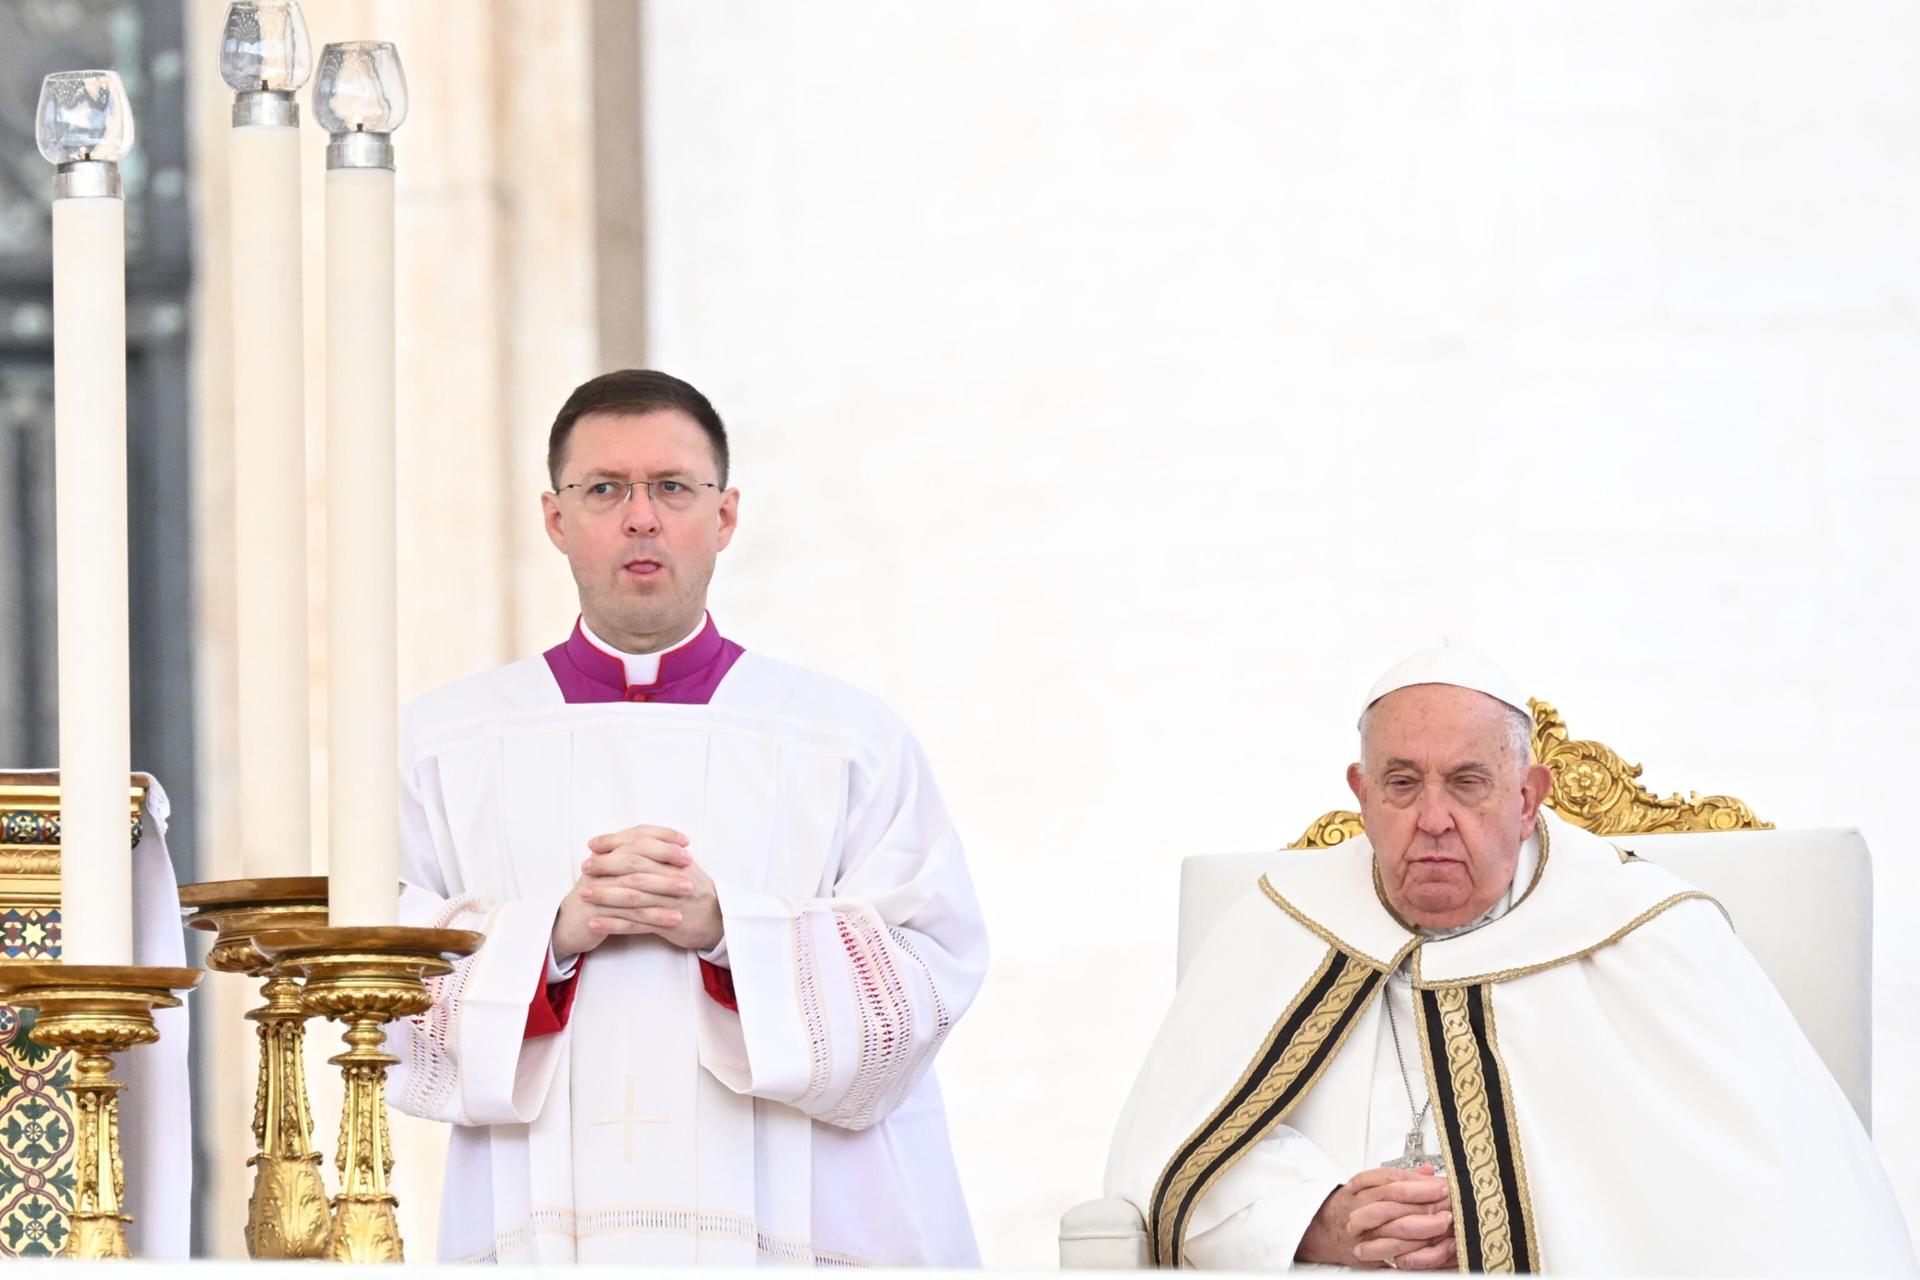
[579,616,704,686]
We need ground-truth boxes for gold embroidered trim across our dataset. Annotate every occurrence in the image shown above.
[1509,817,1551,912]
[1371,860,1414,933]
[1411,891,1730,988]
[1258,877,1397,972]
[1266,824,1553,968]
[1434,987,1516,1273]
[1149,946,1338,1263]
[1412,983,1470,1275]
[1150,949,1382,1266]
[1169,955,1376,1266]
[1481,987,1540,1269]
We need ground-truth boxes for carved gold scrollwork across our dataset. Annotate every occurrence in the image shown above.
[1289,698,1770,849]
[1290,810,1366,850]
[246,1154,332,1259]
[0,849,60,877]
[1528,701,1770,836]
[245,971,330,1259]
[67,1061,132,1259]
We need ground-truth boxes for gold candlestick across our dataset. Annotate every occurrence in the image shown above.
[253,925,480,1263]
[178,876,331,1259]
[0,963,201,1259]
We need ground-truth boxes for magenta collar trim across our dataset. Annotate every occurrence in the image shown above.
[543,614,744,705]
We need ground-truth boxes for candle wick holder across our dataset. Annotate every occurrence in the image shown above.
[231,89,299,129]
[179,876,331,1259]
[51,159,122,200]
[252,925,481,1263]
[324,130,392,170]
[0,963,201,1259]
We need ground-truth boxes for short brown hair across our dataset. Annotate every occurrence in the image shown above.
[546,369,730,488]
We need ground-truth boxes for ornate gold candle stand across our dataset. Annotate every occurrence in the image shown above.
[0,963,201,1259]
[252,925,480,1263]
[177,876,331,1259]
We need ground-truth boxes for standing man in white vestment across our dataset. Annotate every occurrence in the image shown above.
[388,370,988,1265]
[1105,648,1916,1275]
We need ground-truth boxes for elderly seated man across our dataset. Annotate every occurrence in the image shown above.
[1104,649,1916,1275]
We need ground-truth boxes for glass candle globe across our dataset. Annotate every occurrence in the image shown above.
[312,41,407,135]
[36,70,135,165]
[220,0,314,92]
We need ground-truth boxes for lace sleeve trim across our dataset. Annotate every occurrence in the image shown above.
[394,892,498,1123]
[820,909,918,1130]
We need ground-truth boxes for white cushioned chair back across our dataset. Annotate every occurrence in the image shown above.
[1176,828,1872,1129]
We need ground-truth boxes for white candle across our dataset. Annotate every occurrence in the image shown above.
[54,192,132,965]
[231,118,313,879]
[223,3,317,881]
[323,161,398,926]
[316,41,407,927]
[39,71,136,966]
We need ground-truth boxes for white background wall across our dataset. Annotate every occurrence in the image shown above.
[635,2,1920,1267]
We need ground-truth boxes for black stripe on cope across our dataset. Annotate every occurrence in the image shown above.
[1149,953,1348,1262]
[1419,988,1481,1272]
[1167,961,1381,1263]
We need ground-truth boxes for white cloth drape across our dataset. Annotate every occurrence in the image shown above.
[123,774,192,1260]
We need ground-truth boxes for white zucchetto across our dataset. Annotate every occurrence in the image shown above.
[1360,644,1528,727]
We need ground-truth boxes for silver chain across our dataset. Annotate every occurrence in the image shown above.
[1382,983,1431,1132]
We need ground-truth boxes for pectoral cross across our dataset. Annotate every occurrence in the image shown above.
[593,1076,669,1162]
[1380,1127,1447,1176]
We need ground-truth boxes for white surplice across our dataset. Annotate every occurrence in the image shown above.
[1105,810,1918,1275]
[387,650,987,1265]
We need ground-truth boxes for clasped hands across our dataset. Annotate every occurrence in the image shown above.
[1297,1166,1454,1270]
[551,824,724,962]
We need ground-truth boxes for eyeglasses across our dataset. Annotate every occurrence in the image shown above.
[553,478,720,515]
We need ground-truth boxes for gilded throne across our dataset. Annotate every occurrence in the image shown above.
[1058,702,1873,1269]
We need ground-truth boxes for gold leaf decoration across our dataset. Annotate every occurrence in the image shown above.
[328,1197,404,1264]
[1291,810,1366,850]
[1528,701,1769,836]
[246,1156,332,1260]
